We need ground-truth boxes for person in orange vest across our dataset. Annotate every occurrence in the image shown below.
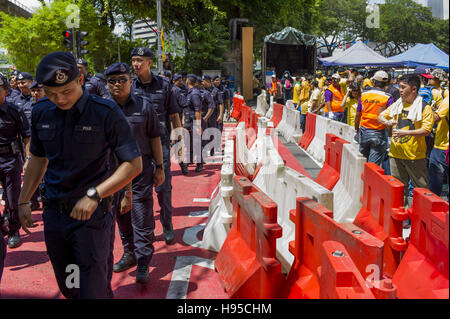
[268,74,278,99]
[324,73,346,122]
[355,71,395,167]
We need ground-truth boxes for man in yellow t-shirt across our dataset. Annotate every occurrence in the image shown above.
[292,77,301,109]
[429,96,449,200]
[429,69,449,110]
[378,74,434,203]
[299,77,311,115]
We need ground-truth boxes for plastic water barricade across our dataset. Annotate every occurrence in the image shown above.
[252,142,334,274]
[353,163,408,278]
[279,198,385,299]
[332,143,366,223]
[319,241,375,299]
[215,176,285,299]
[248,111,260,150]
[255,91,269,116]
[393,189,449,299]
[315,134,349,191]
[234,122,256,180]
[306,114,329,163]
[231,94,244,121]
[270,103,284,128]
[275,104,289,138]
[202,140,234,252]
[298,112,317,150]
[286,100,295,109]
[277,105,302,144]
[326,117,358,147]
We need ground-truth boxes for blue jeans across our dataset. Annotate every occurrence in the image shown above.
[300,114,307,133]
[429,148,449,200]
[359,127,388,167]
[330,112,345,123]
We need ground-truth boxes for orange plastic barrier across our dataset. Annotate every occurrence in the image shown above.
[319,241,375,299]
[270,103,284,128]
[215,176,285,298]
[393,189,449,299]
[298,112,317,150]
[353,163,408,278]
[231,95,244,120]
[315,134,349,190]
[280,197,385,299]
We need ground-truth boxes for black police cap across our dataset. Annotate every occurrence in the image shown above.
[17,72,33,81]
[77,58,88,67]
[202,75,212,81]
[29,81,43,89]
[213,75,221,81]
[130,47,153,58]
[196,76,203,83]
[104,62,130,76]
[173,74,182,81]
[11,70,19,76]
[36,52,80,87]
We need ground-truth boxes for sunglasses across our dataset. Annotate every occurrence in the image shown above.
[107,77,130,85]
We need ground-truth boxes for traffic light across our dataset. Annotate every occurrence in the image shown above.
[76,31,89,58]
[62,30,74,51]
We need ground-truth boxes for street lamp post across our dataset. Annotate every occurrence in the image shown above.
[157,0,163,73]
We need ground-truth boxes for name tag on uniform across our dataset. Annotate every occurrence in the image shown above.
[132,113,142,116]
[155,90,164,94]
[75,125,99,132]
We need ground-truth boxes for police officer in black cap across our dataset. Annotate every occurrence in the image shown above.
[18,52,142,299]
[201,75,219,159]
[0,73,31,249]
[182,74,203,173]
[104,62,164,283]
[6,70,21,102]
[12,72,34,111]
[212,75,225,132]
[130,47,182,245]
[77,58,109,98]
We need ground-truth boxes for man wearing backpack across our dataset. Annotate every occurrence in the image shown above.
[281,71,293,105]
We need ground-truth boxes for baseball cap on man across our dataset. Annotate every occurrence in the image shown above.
[372,71,389,82]
[414,65,433,79]
[331,73,341,80]
[431,69,447,82]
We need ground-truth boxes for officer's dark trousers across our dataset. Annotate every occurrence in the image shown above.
[42,206,112,299]
[0,156,22,233]
[0,235,6,283]
[114,160,155,266]
[156,141,172,228]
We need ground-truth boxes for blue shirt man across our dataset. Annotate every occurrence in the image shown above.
[18,52,142,299]
[12,72,34,111]
[104,62,164,284]
[130,47,182,244]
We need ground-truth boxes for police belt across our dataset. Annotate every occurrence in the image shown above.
[0,145,13,155]
[46,196,113,213]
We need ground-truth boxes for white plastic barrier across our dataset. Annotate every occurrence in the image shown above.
[265,95,274,119]
[201,140,234,252]
[306,114,329,163]
[252,138,334,274]
[277,105,302,144]
[332,143,366,223]
[255,91,269,116]
[326,118,358,148]
[285,100,295,110]
[235,122,257,176]
[275,105,289,139]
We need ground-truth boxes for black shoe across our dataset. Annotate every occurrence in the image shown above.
[0,221,9,237]
[180,163,188,175]
[136,264,150,284]
[195,163,203,172]
[31,201,41,211]
[8,231,21,249]
[113,252,136,273]
[163,223,175,245]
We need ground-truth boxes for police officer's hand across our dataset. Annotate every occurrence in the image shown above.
[70,196,99,221]
[154,167,165,187]
[19,204,38,234]
[23,159,29,174]
[217,117,223,124]
[120,193,132,215]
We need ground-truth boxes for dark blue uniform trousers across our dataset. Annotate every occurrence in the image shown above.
[43,206,113,299]
[0,157,23,233]
[156,136,172,228]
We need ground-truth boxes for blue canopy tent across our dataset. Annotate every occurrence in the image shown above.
[318,41,404,67]
[389,43,449,70]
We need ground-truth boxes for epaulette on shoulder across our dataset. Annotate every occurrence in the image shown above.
[90,94,116,109]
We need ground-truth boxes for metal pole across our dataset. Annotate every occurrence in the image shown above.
[157,0,163,73]
[118,37,121,62]
[72,27,77,59]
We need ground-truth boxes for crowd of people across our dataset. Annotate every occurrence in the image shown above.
[0,47,234,298]
[268,66,449,225]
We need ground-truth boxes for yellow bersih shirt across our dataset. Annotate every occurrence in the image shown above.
[381,101,434,160]
[434,97,449,151]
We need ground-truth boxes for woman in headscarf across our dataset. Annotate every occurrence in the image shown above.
[281,70,294,105]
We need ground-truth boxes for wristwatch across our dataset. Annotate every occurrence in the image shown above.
[156,163,164,170]
[86,187,101,203]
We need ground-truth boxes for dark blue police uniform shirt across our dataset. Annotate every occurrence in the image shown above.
[186,88,202,113]
[201,87,216,114]
[6,88,21,103]
[13,93,33,110]
[131,73,181,126]
[0,100,31,165]
[85,75,108,98]
[212,87,224,106]
[30,89,141,201]
[172,85,187,109]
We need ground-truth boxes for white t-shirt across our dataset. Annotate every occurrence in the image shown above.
[308,88,321,109]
